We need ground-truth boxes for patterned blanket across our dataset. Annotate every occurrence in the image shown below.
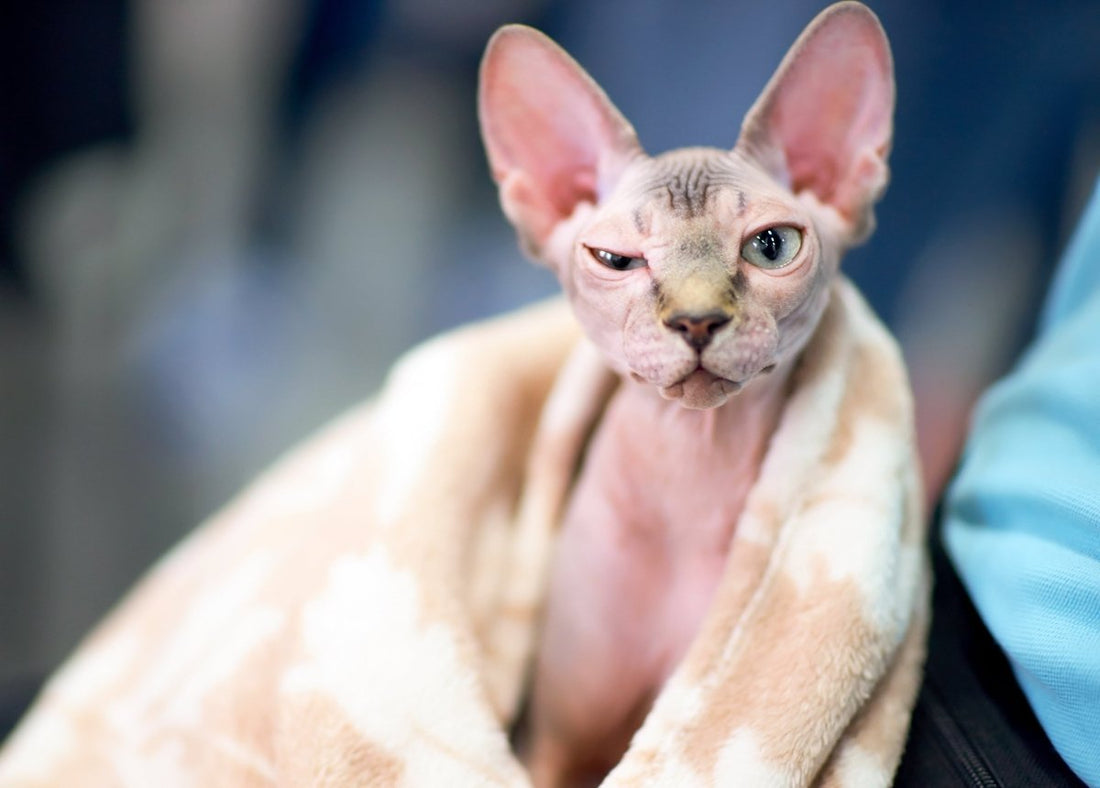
[0,280,928,787]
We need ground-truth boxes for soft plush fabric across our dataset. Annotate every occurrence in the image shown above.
[944,180,1100,787]
[0,279,926,787]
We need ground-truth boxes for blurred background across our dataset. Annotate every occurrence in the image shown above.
[0,0,1097,693]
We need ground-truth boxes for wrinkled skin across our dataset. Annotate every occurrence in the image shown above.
[549,149,838,411]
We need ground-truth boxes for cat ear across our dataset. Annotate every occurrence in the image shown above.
[479,25,643,257]
[738,2,894,243]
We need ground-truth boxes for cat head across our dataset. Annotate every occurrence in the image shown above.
[479,2,893,409]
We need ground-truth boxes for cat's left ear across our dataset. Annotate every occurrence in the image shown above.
[738,2,894,243]
[479,25,643,259]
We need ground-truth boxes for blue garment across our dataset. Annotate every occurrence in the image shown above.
[945,179,1100,787]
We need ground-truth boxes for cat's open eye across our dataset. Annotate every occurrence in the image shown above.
[589,247,647,271]
[741,226,803,270]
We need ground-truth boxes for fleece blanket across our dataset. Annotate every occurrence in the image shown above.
[0,279,928,787]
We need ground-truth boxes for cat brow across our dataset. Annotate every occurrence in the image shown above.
[639,158,749,220]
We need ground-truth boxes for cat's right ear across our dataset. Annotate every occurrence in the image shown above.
[479,26,642,259]
[737,2,894,245]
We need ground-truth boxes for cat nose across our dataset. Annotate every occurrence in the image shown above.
[664,310,731,350]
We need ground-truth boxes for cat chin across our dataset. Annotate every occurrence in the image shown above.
[659,369,742,410]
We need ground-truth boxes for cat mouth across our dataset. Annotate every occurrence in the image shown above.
[658,366,742,402]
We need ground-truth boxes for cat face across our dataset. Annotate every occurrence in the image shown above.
[543,148,841,409]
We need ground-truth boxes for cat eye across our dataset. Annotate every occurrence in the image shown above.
[741,226,803,270]
[589,247,647,271]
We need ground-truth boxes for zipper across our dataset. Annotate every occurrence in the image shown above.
[924,682,1002,787]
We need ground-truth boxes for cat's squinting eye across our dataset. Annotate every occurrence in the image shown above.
[589,247,647,271]
[741,226,803,270]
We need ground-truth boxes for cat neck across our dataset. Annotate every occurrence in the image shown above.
[616,359,794,452]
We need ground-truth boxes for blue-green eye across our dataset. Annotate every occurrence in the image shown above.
[590,247,647,271]
[741,226,803,269]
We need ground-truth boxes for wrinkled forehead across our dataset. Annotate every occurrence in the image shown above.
[611,148,793,236]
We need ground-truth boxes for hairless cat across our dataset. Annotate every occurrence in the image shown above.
[480,3,912,784]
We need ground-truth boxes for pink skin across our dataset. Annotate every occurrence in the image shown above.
[528,372,791,785]
[553,150,836,412]
[478,5,893,784]
[523,150,839,785]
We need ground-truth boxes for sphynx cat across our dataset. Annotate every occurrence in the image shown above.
[479,3,896,785]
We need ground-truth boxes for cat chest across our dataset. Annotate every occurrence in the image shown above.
[553,392,765,666]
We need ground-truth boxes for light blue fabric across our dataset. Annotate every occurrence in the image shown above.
[945,178,1100,787]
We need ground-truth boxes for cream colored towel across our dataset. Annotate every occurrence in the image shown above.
[0,278,927,787]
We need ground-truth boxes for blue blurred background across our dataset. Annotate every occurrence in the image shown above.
[1,0,1097,689]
